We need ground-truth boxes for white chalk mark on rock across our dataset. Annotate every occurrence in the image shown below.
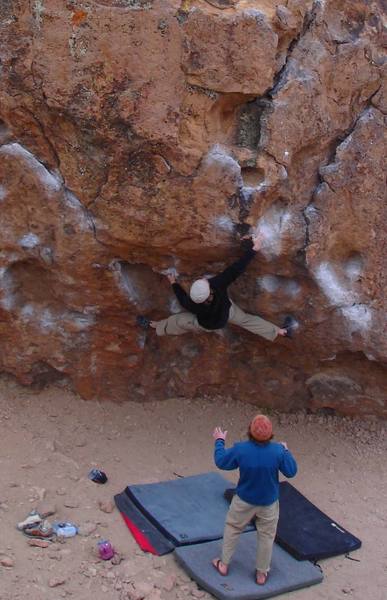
[160,267,179,278]
[343,255,364,282]
[258,275,301,297]
[258,275,280,293]
[253,206,292,258]
[213,215,235,233]
[240,181,269,204]
[282,279,301,297]
[204,144,241,173]
[63,190,93,232]
[314,262,352,305]
[341,304,373,330]
[314,262,372,332]
[0,143,62,193]
[113,263,140,306]
[19,233,40,249]
[20,301,95,334]
[0,269,15,311]
[32,0,44,28]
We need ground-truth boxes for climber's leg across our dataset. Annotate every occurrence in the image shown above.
[151,312,204,336]
[228,302,280,341]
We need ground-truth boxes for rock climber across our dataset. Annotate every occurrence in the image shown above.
[137,234,296,340]
[211,415,298,585]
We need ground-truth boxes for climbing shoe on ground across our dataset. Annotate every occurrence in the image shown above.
[136,315,151,330]
[88,468,108,484]
[281,316,298,338]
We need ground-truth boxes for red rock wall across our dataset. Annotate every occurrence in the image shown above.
[0,0,386,415]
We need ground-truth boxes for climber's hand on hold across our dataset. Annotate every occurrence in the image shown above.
[252,233,264,252]
[241,232,265,252]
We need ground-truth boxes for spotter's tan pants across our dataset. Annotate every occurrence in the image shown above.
[222,495,279,573]
[154,302,279,341]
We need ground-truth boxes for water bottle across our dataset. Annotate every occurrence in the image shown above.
[98,539,115,560]
[53,522,78,537]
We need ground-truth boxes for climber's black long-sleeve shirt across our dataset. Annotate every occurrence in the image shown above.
[172,248,256,330]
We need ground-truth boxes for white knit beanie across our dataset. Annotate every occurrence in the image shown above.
[190,279,211,303]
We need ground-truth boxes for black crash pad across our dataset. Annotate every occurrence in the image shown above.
[225,482,362,561]
[277,481,361,561]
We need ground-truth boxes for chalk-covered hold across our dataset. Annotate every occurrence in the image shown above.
[253,206,293,259]
[19,233,40,249]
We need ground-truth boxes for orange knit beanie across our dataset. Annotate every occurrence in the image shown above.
[249,414,273,442]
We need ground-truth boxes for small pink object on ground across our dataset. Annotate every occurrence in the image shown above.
[98,540,114,560]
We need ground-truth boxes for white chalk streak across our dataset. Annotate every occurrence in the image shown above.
[254,206,292,258]
[314,262,352,305]
[0,143,62,193]
[213,215,234,232]
[204,145,241,177]
[314,262,372,332]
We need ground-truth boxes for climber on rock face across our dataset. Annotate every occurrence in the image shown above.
[137,235,296,340]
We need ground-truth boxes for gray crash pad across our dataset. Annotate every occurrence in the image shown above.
[174,533,323,600]
[126,472,253,545]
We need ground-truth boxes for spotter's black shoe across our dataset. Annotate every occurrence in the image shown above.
[136,315,151,330]
[281,316,298,338]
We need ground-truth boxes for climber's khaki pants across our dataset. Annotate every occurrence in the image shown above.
[154,312,205,336]
[154,302,279,341]
[222,495,279,573]
[229,302,279,341]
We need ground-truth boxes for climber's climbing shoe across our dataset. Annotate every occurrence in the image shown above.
[281,316,298,338]
[136,315,151,330]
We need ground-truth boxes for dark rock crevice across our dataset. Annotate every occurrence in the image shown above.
[21,106,62,170]
[298,85,383,265]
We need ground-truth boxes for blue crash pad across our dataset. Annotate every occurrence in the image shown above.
[126,472,253,545]
[174,533,323,600]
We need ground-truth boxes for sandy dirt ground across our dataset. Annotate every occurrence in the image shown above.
[0,376,386,600]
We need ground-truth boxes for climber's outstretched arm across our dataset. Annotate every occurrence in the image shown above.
[172,282,199,313]
[210,234,262,288]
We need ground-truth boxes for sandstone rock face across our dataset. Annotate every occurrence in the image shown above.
[0,0,386,416]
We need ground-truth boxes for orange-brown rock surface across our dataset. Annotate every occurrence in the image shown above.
[0,0,386,416]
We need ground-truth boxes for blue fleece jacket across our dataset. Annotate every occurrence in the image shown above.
[214,439,297,506]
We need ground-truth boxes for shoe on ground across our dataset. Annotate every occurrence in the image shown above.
[22,520,55,540]
[136,315,151,330]
[17,510,42,531]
